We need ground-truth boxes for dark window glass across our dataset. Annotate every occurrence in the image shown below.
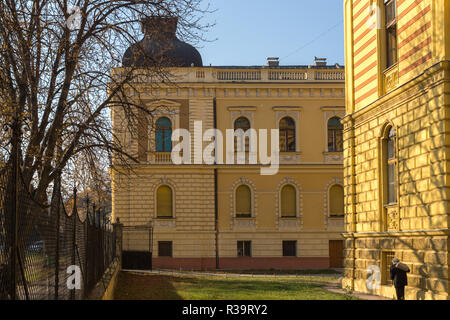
[237,241,251,257]
[388,163,397,203]
[156,117,172,152]
[328,117,343,152]
[383,251,395,285]
[158,241,172,257]
[387,127,396,159]
[282,240,297,257]
[385,0,396,25]
[385,0,398,68]
[279,117,296,152]
[386,127,397,204]
[234,117,251,152]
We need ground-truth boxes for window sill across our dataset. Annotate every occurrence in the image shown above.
[384,203,398,208]
[323,152,343,163]
[383,62,398,74]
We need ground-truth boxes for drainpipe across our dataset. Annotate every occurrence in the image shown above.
[349,116,357,291]
[213,97,219,269]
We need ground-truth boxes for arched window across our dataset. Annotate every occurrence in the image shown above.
[329,184,344,216]
[156,185,173,218]
[327,117,343,152]
[235,185,251,218]
[279,117,296,152]
[234,117,251,152]
[385,126,397,204]
[280,185,296,217]
[155,117,172,152]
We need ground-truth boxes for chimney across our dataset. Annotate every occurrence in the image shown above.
[267,57,279,67]
[314,57,327,66]
[141,16,178,38]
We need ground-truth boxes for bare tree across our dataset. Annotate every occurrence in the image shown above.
[0,0,212,190]
[0,0,212,268]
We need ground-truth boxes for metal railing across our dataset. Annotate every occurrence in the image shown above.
[0,164,118,300]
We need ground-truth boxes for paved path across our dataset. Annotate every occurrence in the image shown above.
[323,285,393,300]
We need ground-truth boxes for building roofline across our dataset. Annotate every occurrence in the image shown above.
[210,65,344,70]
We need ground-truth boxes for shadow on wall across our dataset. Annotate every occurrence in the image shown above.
[355,58,449,300]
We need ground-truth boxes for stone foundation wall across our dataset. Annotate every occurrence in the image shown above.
[342,235,449,300]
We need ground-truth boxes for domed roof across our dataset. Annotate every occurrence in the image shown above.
[122,16,203,68]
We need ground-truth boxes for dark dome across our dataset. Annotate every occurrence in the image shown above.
[122,16,203,68]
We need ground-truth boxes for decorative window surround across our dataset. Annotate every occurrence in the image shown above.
[321,106,345,162]
[229,107,256,128]
[275,108,301,163]
[227,109,255,163]
[275,177,303,230]
[151,177,177,228]
[323,177,344,230]
[147,100,181,156]
[230,177,257,230]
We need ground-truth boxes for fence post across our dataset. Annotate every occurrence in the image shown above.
[113,219,123,268]
[84,197,89,298]
[53,178,61,300]
[9,115,20,300]
[70,188,77,300]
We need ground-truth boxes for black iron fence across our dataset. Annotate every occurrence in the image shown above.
[0,164,118,300]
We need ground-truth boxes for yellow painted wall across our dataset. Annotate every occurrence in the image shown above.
[343,0,450,300]
[344,0,448,112]
[111,65,346,264]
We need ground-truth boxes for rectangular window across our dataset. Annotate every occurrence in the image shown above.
[385,0,398,69]
[158,241,173,257]
[387,162,397,204]
[282,240,297,257]
[385,127,397,205]
[382,251,395,285]
[328,128,344,152]
[237,241,251,257]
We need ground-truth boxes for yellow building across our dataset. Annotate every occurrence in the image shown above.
[343,0,450,299]
[111,17,346,270]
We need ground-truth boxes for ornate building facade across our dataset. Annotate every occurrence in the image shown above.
[111,17,346,270]
[343,0,449,299]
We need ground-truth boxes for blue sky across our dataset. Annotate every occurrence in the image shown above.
[198,0,345,67]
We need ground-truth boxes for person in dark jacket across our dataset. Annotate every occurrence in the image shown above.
[390,257,410,300]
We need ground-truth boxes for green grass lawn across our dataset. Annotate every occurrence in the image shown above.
[114,271,358,300]
[207,268,342,275]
